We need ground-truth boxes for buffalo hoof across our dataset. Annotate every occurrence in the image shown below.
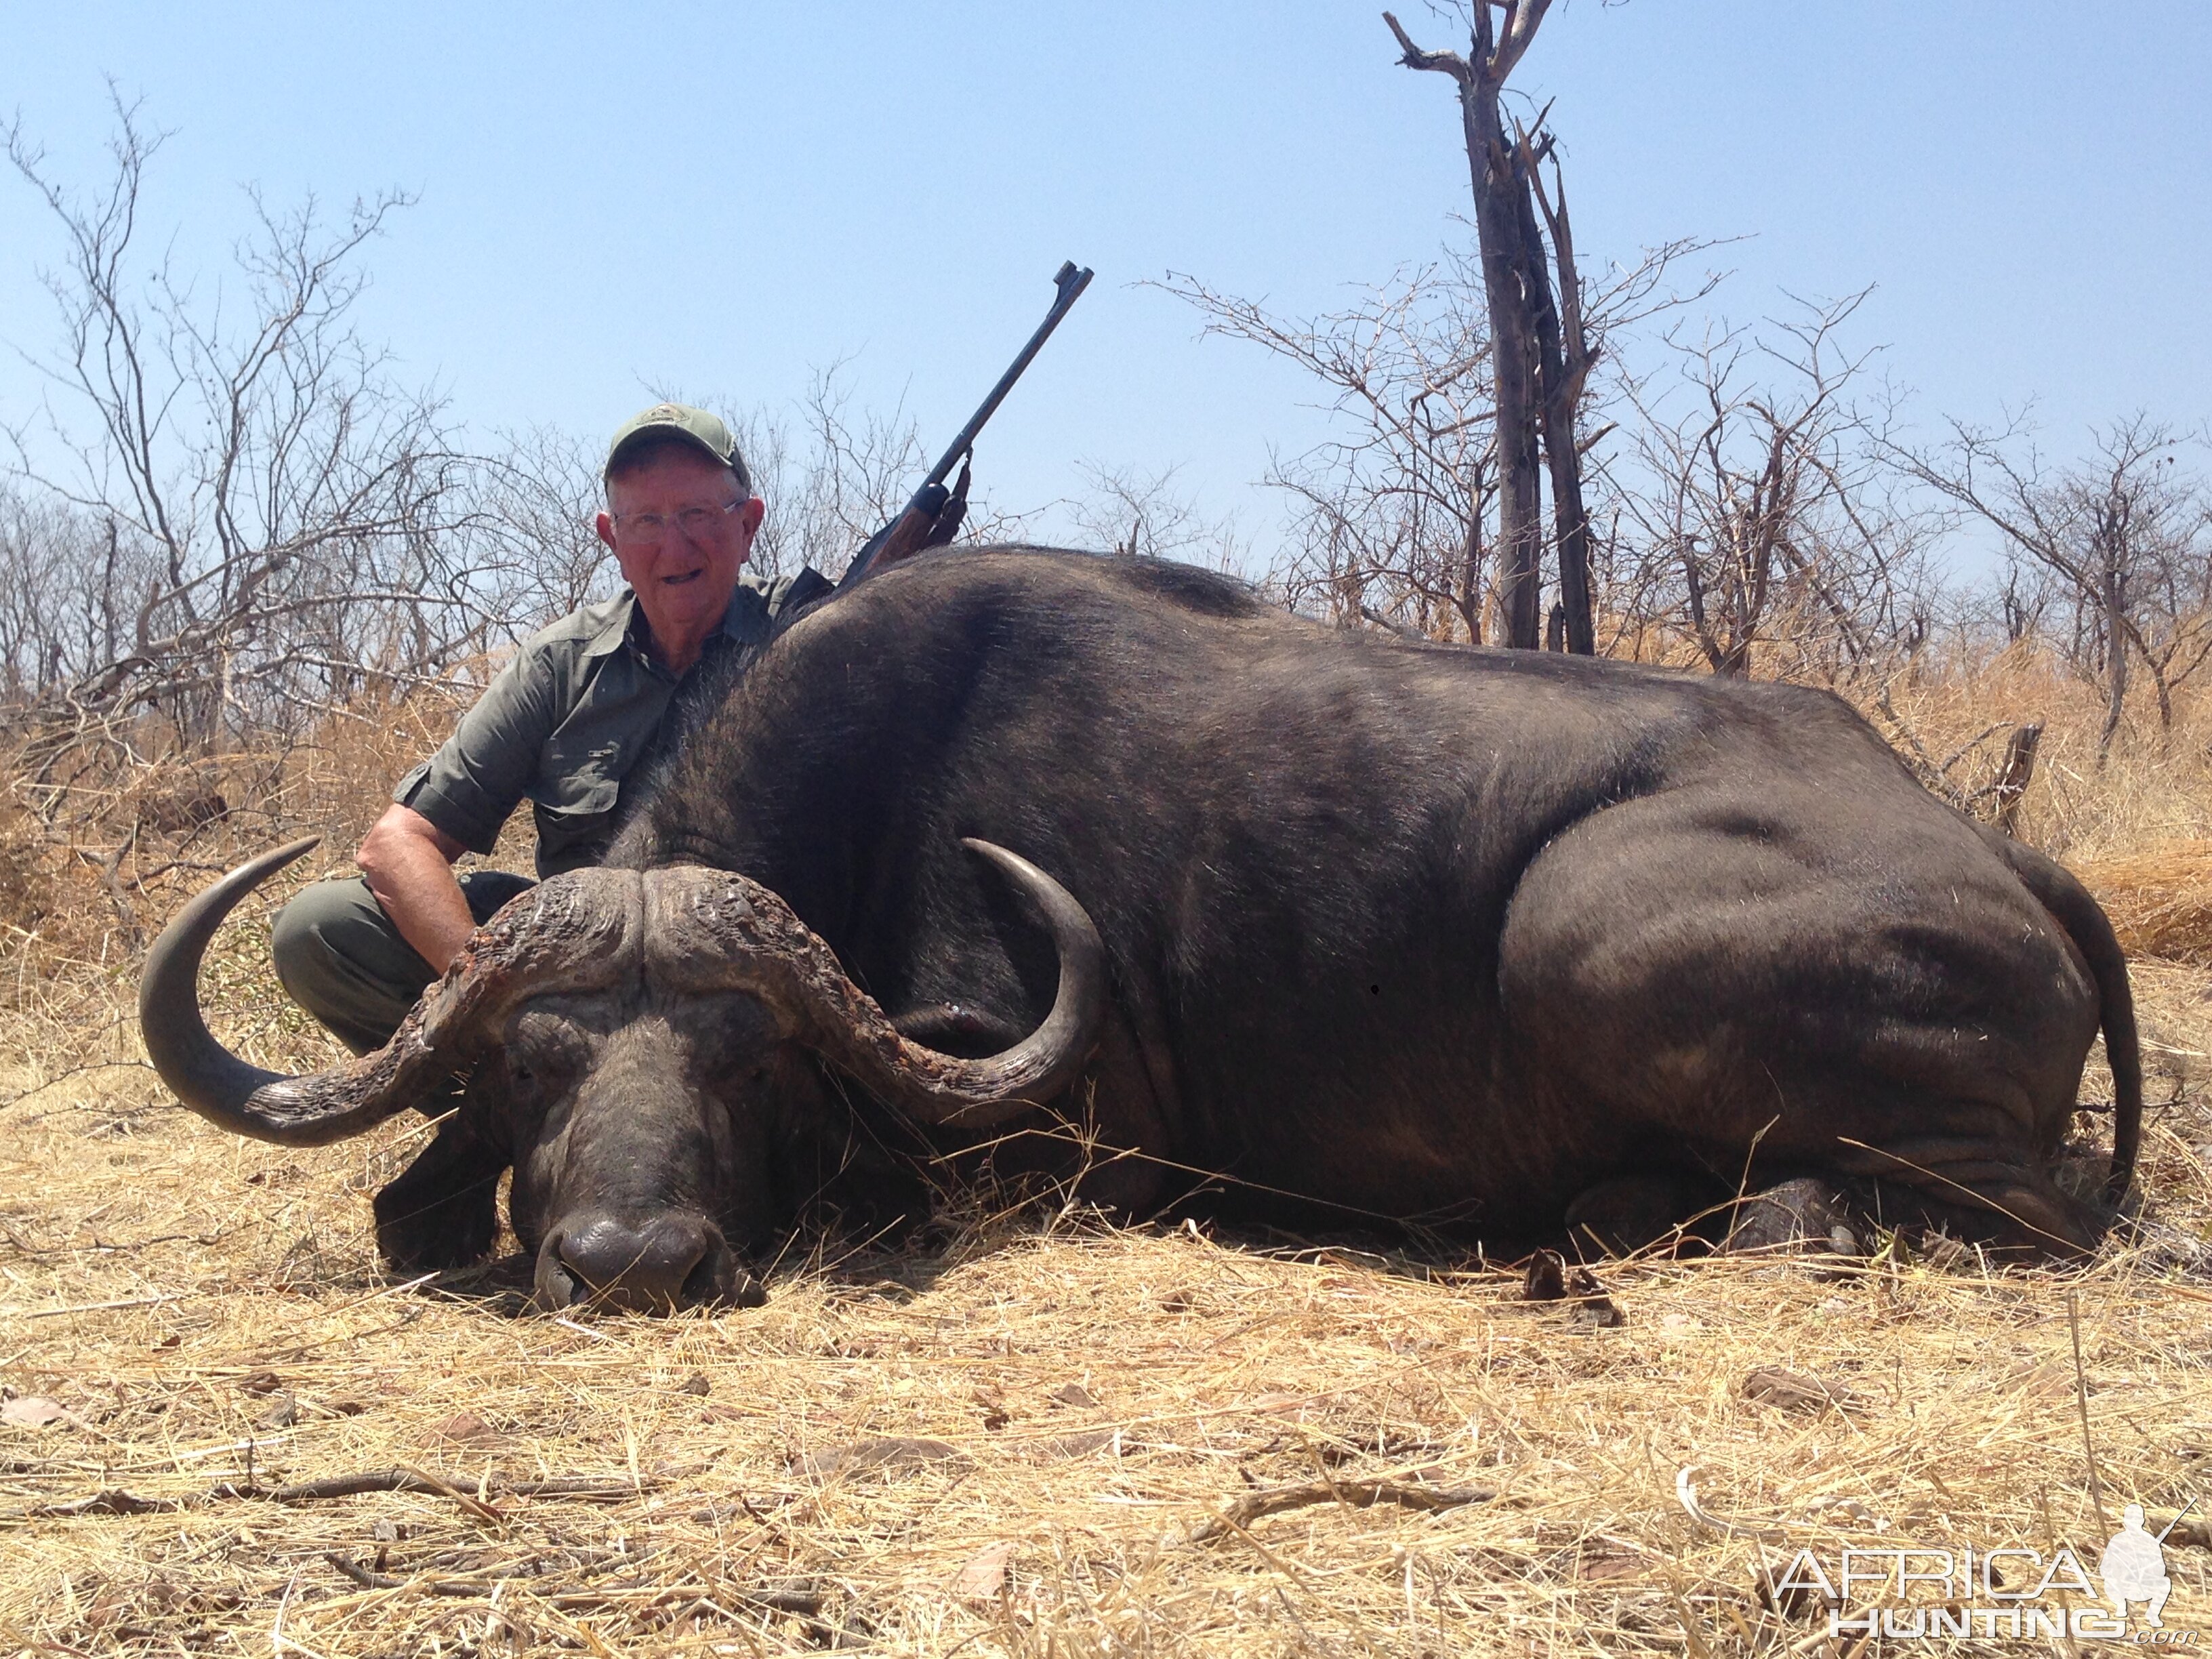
[533,1210,766,1313]
[1725,1177,1862,1257]
[1565,1173,1706,1258]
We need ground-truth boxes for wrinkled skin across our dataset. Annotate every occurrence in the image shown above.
[142,550,2145,1313]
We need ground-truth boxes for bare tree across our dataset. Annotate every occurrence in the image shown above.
[0,488,102,703]
[1613,291,1935,682]
[468,426,611,623]
[3,92,494,771]
[1159,5,1711,651]
[1160,260,1496,636]
[1898,415,2212,758]
[1065,461,1250,573]
[1381,1,1616,656]
[1159,232,1705,641]
[1382,1,1554,647]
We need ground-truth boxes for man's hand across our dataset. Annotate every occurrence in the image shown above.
[357,804,477,975]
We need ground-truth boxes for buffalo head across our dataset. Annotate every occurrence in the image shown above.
[140,839,1105,1313]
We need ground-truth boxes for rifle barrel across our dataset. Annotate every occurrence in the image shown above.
[923,262,1093,487]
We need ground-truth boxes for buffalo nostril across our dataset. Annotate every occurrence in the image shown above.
[679,1243,766,1310]
[531,1238,588,1312]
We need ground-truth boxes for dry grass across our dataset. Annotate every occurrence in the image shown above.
[2066,842,2212,967]
[1856,644,2212,863]
[3,648,2211,1656]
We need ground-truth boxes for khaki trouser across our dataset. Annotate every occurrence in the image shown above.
[271,872,535,1055]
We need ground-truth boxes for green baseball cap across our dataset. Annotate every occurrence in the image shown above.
[602,402,752,495]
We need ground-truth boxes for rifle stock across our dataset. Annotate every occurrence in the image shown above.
[848,485,950,580]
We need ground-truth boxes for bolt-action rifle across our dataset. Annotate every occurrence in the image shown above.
[835,261,1093,594]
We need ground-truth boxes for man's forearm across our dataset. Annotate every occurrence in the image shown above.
[357,806,478,975]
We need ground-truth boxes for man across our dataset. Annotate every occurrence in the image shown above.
[272,403,831,1055]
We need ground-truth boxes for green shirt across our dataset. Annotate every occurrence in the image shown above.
[394,567,830,876]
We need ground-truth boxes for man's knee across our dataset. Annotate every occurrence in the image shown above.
[271,876,430,1055]
[272,879,362,998]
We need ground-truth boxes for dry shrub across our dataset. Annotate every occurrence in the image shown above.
[1850,640,2212,959]
[0,805,54,937]
[1862,642,2212,860]
[0,682,491,999]
[2066,841,2212,965]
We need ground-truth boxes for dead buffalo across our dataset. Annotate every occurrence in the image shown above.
[141,550,2142,1309]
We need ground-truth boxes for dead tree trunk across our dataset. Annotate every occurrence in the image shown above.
[1992,722,2043,834]
[1523,138,1597,655]
[1386,3,1551,649]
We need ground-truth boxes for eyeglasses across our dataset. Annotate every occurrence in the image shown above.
[611,498,747,545]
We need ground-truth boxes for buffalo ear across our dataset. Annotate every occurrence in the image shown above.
[373,1114,508,1271]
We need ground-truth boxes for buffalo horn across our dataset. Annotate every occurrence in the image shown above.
[138,839,508,1145]
[657,840,1106,1126]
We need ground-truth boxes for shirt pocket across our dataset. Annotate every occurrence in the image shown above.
[528,729,623,871]
[527,764,619,819]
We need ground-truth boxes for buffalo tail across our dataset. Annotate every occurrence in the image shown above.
[1989,835,2143,1205]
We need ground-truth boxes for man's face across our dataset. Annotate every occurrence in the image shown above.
[596,447,766,665]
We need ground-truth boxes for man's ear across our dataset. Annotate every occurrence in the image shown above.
[594,510,618,551]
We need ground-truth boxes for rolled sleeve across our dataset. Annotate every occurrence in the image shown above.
[394,651,558,855]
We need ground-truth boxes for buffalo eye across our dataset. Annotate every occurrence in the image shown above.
[506,1008,588,1097]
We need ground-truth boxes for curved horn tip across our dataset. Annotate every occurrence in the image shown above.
[216,834,326,890]
[263,832,325,867]
[958,838,1104,959]
[958,837,1053,886]
[139,834,352,1145]
[910,835,1107,1117]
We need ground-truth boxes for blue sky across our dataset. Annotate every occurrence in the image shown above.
[4,2,2207,557]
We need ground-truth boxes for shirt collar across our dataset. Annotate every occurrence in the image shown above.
[577,590,641,660]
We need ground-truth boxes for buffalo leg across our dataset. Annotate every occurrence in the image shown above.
[373,1115,506,1271]
[1497,791,2110,1261]
[1848,1145,2102,1256]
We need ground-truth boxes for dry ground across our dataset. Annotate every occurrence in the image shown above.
[3,653,2211,1656]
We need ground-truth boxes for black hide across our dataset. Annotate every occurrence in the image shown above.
[558,548,2135,1261]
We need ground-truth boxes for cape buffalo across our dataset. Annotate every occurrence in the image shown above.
[142,550,2143,1309]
